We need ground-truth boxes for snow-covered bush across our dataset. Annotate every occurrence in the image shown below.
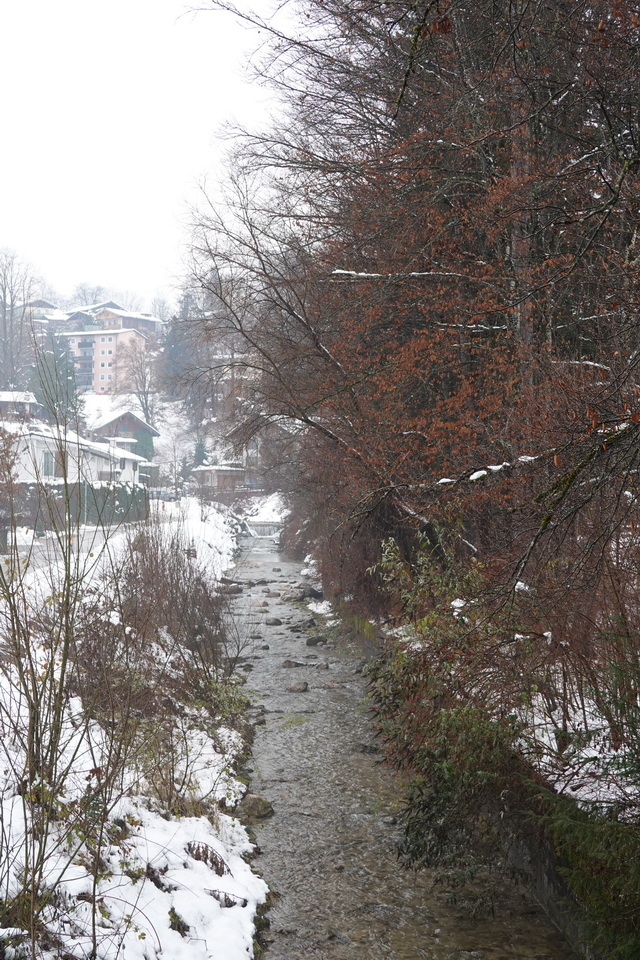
[0,497,264,959]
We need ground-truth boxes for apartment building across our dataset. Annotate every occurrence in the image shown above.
[59,328,146,394]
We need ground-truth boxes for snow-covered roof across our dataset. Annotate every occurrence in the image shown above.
[100,435,138,445]
[192,463,244,474]
[2,421,147,463]
[83,394,160,437]
[97,308,161,323]
[58,327,146,339]
[0,391,37,404]
[57,330,99,338]
[92,412,159,436]
[88,439,147,463]
[67,301,124,315]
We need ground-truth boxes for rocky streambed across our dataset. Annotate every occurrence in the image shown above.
[229,537,579,960]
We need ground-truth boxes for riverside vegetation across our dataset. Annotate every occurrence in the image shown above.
[0,472,263,959]
[364,534,640,960]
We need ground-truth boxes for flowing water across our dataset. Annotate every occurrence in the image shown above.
[230,538,579,960]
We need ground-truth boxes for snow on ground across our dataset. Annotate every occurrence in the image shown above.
[147,496,239,579]
[243,493,289,524]
[397,610,640,818]
[152,400,197,480]
[0,498,267,959]
[307,600,332,617]
[519,694,640,814]
[300,553,318,578]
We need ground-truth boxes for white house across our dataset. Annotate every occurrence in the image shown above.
[3,422,146,485]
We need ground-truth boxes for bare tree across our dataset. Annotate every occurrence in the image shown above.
[113,289,143,312]
[0,249,41,389]
[70,281,109,308]
[115,337,159,426]
[151,295,174,323]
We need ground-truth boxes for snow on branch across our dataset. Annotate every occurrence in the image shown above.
[331,269,495,286]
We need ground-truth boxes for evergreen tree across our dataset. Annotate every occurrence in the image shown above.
[30,336,83,429]
[193,438,207,466]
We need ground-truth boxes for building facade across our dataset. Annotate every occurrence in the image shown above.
[59,328,146,393]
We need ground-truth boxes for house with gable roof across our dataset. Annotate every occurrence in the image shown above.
[0,420,149,534]
[95,308,162,339]
[84,401,160,464]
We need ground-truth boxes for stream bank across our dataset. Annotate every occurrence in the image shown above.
[230,537,579,960]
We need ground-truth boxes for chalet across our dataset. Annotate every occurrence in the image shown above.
[192,462,246,497]
[0,392,40,419]
[95,308,162,338]
[57,302,125,334]
[87,409,160,463]
[68,300,124,316]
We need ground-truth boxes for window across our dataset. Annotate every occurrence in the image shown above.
[100,375,105,380]
[42,450,55,477]
[107,349,113,354]
[101,337,106,342]
[100,362,105,367]
[108,337,113,342]
[108,362,113,367]
[107,374,112,380]
[101,349,106,355]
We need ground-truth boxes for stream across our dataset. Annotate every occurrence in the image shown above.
[230,537,579,960]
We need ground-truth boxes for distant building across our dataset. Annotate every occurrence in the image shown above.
[54,302,126,335]
[3,421,146,485]
[69,300,125,316]
[87,409,160,463]
[58,328,147,393]
[0,391,40,418]
[95,308,162,338]
[192,462,246,497]
[23,299,59,315]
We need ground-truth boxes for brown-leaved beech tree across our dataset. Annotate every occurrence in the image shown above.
[190,1,640,621]
[189,11,640,933]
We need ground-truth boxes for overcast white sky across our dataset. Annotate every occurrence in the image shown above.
[0,0,267,309]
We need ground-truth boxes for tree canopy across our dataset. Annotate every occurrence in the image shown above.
[191,0,640,600]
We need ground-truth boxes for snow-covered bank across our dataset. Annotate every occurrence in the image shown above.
[242,493,289,525]
[0,497,268,960]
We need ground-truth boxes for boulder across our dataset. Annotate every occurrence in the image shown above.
[237,793,275,821]
[217,584,243,596]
